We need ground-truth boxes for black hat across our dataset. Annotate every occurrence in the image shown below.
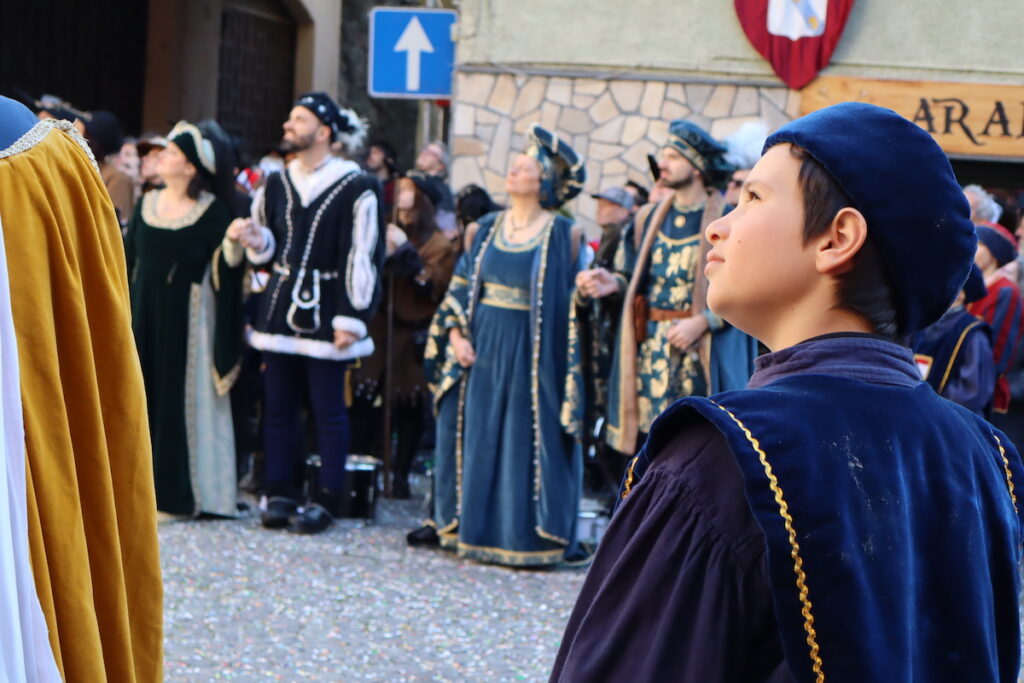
[82,110,124,159]
[34,94,88,123]
[168,121,217,177]
[295,92,367,151]
[406,170,445,209]
[369,140,399,174]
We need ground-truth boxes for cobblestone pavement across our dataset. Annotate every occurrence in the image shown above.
[160,483,587,682]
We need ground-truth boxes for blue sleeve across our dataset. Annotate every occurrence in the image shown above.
[943,331,996,417]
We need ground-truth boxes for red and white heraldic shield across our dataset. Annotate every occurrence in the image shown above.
[736,0,856,90]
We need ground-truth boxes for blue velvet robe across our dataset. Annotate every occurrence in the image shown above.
[909,307,994,417]
[554,335,1024,682]
[423,211,586,566]
[652,337,1024,681]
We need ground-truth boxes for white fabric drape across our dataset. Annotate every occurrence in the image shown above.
[0,213,61,682]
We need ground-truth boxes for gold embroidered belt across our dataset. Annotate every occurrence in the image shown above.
[480,282,530,311]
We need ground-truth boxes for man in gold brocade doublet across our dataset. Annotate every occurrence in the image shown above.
[576,119,758,456]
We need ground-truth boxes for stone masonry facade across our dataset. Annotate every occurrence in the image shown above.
[449,72,801,236]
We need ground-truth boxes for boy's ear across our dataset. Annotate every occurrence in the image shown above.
[813,207,868,276]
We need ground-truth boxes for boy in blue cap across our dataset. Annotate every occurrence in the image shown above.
[551,103,1024,682]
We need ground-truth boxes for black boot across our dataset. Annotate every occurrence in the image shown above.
[290,488,343,535]
[406,524,440,547]
[260,496,298,529]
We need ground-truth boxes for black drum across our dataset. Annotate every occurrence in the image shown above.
[342,455,381,519]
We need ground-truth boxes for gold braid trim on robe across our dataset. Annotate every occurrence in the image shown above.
[0,123,163,681]
[610,192,725,454]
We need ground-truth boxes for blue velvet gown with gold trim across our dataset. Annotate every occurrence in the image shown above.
[424,211,586,566]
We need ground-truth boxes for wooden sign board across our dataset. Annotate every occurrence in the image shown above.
[800,76,1024,160]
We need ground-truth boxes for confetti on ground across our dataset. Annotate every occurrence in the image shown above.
[160,477,586,681]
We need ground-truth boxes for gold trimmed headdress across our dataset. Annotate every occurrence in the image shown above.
[168,121,217,176]
[526,123,586,210]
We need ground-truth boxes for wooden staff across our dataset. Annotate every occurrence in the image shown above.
[382,194,399,497]
[382,268,395,497]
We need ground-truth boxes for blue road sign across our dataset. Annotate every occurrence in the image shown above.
[369,8,457,99]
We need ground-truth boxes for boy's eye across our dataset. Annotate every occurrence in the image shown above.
[744,189,760,203]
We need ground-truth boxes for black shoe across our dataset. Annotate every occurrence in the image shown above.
[290,503,335,534]
[260,496,298,529]
[406,525,439,547]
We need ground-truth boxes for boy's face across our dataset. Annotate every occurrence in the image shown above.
[974,242,996,272]
[703,144,817,341]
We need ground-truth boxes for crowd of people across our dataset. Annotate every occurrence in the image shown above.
[5,83,1024,680]
[23,90,1024,565]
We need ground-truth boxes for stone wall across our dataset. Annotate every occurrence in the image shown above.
[449,72,801,236]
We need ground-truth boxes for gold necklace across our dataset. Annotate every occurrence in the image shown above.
[506,209,542,234]
[672,198,706,214]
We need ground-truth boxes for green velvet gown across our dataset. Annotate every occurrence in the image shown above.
[125,190,244,516]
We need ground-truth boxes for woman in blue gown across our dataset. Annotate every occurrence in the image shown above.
[422,124,589,566]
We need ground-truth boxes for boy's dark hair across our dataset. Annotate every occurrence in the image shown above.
[186,173,213,201]
[790,145,899,338]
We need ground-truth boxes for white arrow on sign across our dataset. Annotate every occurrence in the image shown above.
[394,16,434,92]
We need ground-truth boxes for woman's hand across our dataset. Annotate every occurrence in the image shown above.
[575,267,620,299]
[386,223,408,257]
[449,328,476,367]
[227,218,262,249]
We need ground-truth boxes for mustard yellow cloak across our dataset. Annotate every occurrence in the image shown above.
[0,120,163,681]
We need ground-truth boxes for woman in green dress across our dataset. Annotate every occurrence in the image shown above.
[422,124,588,566]
[125,120,245,518]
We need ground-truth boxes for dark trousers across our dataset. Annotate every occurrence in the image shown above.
[263,352,350,499]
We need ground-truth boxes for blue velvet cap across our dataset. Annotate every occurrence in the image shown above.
[975,221,1017,267]
[764,102,976,335]
[666,120,735,191]
[526,123,585,209]
[962,264,987,304]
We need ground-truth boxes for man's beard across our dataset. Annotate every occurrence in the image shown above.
[280,130,317,153]
[662,168,695,190]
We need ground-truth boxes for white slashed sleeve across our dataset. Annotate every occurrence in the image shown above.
[344,188,379,313]
[0,213,61,683]
[244,185,276,266]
